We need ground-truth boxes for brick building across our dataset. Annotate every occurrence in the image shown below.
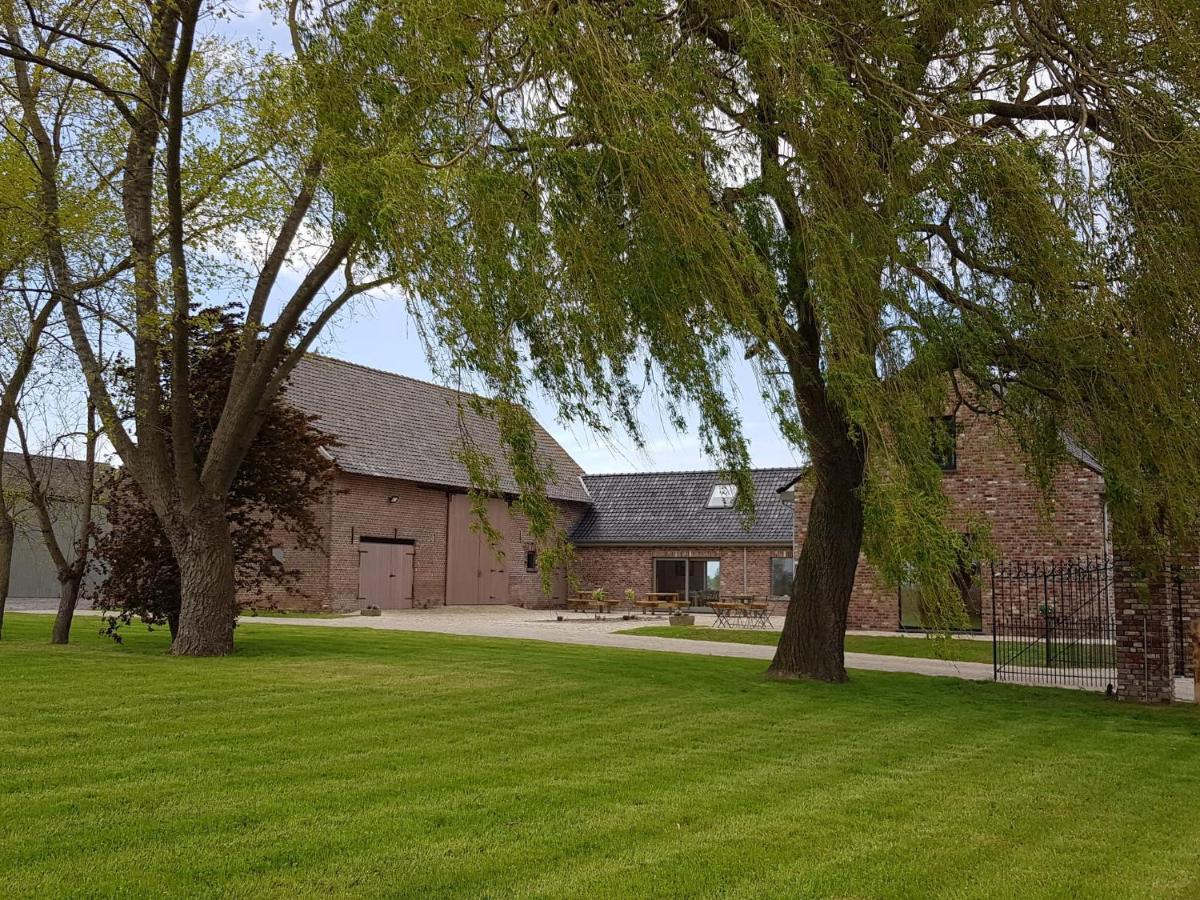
[252,355,590,611]
[570,468,802,604]
[264,356,1112,635]
[780,400,1109,631]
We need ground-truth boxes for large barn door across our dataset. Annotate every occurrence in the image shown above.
[357,540,414,609]
[446,494,511,605]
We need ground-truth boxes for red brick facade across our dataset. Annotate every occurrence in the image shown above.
[1113,557,1177,703]
[253,383,1108,632]
[243,471,586,612]
[792,404,1108,631]
[572,544,795,601]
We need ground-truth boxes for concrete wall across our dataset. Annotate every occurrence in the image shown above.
[8,500,103,600]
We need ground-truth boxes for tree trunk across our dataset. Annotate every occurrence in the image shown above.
[170,502,237,656]
[0,512,12,640]
[769,454,866,683]
[50,574,82,645]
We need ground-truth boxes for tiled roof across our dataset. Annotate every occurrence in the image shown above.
[284,355,590,503]
[2,452,109,503]
[570,467,803,545]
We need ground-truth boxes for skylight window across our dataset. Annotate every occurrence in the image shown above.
[706,484,738,508]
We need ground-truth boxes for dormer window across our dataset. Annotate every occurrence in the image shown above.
[706,484,738,508]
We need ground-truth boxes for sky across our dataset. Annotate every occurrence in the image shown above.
[310,296,804,475]
[219,2,804,476]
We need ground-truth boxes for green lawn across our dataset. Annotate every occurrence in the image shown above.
[619,625,1118,668]
[2,613,1197,898]
[621,624,1002,663]
[239,608,353,619]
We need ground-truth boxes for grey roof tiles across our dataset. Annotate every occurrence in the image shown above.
[285,355,590,503]
[570,467,803,545]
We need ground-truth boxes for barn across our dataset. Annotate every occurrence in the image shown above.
[255,355,590,611]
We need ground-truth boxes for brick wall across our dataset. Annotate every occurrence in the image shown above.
[792,402,1108,632]
[573,544,794,601]
[1114,557,1177,703]
[247,471,586,611]
[239,488,334,612]
[327,474,453,610]
[505,502,589,607]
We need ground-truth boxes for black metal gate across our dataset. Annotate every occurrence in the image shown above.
[1173,573,1188,678]
[991,557,1115,692]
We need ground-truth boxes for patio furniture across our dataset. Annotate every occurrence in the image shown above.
[663,595,689,613]
[566,593,595,613]
[717,594,760,629]
[637,592,680,616]
[592,596,622,616]
[744,599,773,630]
[710,600,744,629]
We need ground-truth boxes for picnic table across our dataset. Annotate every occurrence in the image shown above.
[567,591,621,618]
[635,592,680,616]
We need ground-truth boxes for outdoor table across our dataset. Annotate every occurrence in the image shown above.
[743,600,773,630]
[710,601,744,628]
[636,593,677,616]
[566,595,594,613]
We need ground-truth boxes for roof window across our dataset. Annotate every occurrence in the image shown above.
[706,483,738,508]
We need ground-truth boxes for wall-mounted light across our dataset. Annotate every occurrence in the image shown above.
[388,496,399,504]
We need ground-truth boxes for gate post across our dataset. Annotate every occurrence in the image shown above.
[1113,554,1176,703]
[1193,620,1199,703]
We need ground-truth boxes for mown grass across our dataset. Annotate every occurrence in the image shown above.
[2,613,1198,898]
[620,624,1002,663]
[239,608,353,619]
[620,625,1120,668]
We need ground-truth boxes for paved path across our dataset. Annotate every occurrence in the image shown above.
[236,606,1002,685]
[238,606,1196,701]
[16,603,1191,700]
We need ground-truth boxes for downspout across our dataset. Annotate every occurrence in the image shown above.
[743,547,748,591]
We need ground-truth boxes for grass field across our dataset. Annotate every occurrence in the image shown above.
[620,625,1118,667]
[2,613,1197,898]
[239,608,354,619]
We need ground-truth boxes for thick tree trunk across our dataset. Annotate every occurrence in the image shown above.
[50,575,82,645]
[170,503,236,656]
[769,449,866,683]
[0,512,12,640]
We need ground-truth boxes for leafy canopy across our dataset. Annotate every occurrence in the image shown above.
[306,1,1200,588]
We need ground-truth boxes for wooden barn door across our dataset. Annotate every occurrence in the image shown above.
[357,539,414,609]
[446,494,512,605]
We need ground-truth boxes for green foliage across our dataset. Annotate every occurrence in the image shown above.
[91,308,337,637]
[308,1,1200,614]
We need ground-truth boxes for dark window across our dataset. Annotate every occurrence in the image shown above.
[932,415,957,471]
[770,557,795,597]
[525,549,538,573]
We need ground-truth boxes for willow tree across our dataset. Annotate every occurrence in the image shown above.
[311,0,1200,680]
[0,0,396,654]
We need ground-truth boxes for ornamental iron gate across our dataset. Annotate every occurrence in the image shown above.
[1173,573,1188,678]
[991,557,1116,693]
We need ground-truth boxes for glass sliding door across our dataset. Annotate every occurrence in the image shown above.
[653,559,687,596]
[653,558,720,604]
